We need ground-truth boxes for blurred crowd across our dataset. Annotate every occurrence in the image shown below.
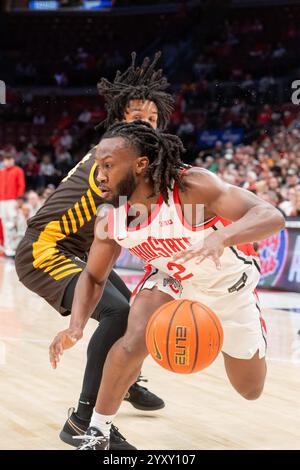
[0,152,55,256]
[7,7,300,88]
[1,4,300,257]
[1,100,300,256]
[195,128,300,218]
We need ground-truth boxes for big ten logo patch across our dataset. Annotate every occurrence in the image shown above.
[175,326,190,366]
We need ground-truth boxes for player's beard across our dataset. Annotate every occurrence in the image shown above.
[109,169,137,208]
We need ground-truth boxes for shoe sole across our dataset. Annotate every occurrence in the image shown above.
[60,429,137,450]
[125,401,165,411]
[60,430,80,447]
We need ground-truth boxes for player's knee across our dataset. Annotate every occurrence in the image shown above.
[122,327,147,357]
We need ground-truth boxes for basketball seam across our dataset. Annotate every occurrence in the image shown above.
[166,300,186,372]
[146,300,177,357]
[146,299,177,337]
[190,303,199,373]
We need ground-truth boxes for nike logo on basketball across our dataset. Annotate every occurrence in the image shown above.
[153,326,162,361]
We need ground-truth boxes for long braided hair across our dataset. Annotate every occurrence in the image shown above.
[102,121,187,203]
[97,51,174,130]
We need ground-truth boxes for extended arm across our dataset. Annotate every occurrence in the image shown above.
[49,217,121,368]
[174,169,285,266]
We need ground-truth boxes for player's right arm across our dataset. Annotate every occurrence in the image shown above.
[49,216,121,369]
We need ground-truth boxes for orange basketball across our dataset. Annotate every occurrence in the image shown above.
[146,299,223,374]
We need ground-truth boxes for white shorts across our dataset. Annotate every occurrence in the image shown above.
[130,265,267,360]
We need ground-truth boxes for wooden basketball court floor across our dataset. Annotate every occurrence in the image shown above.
[0,257,300,450]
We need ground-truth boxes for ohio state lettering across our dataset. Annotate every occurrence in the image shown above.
[129,236,192,263]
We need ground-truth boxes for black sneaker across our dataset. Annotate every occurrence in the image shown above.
[124,375,165,411]
[75,426,109,450]
[60,408,89,447]
[110,425,137,450]
[59,408,136,450]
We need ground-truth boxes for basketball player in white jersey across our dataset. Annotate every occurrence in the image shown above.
[49,121,285,450]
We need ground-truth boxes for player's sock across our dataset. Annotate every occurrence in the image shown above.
[76,397,94,421]
[90,411,115,439]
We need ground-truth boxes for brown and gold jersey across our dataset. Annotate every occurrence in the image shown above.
[26,147,102,278]
[29,147,100,247]
[15,147,109,313]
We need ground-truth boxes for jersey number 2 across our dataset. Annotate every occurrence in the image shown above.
[166,262,193,281]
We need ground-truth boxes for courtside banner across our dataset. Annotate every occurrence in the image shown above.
[258,218,300,292]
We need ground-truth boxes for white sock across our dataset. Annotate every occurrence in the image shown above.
[90,411,116,439]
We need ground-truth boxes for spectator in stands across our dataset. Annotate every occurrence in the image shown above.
[285,168,299,188]
[24,157,40,189]
[27,190,42,217]
[39,185,56,205]
[279,185,300,216]
[177,116,195,136]
[39,155,56,188]
[13,202,31,252]
[55,145,73,179]
[78,109,92,126]
[60,129,73,150]
[57,111,72,130]
[0,155,25,257]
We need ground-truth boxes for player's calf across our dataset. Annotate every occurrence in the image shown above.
[223,351,267,401]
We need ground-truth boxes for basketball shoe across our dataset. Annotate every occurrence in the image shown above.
[124,375,165,411]
[75,427,109,450]
[60,408,136,450]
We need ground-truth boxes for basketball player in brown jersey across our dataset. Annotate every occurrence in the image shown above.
[15,53,174,450]
[49,121,285,450]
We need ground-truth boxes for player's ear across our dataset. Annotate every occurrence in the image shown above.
[136,156,149,175]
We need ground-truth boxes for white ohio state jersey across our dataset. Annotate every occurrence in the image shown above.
[108,182,261,294]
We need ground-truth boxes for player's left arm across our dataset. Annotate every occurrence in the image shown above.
[173,169,285,267]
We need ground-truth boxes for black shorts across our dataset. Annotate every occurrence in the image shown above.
[15,228,131,316]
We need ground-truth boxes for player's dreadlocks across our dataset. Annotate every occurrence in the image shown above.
[97,51,174,130]
[102,121,187,203]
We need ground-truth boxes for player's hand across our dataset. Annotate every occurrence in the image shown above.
[49,327,83,369]
[173,231,226,269]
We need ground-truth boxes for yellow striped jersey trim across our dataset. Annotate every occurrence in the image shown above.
[45,259,71,273]
[49,263,80,276]
[81,195,91,222]
[75,202,84,228]
[68,208,77,233]
[87,189,97,215]
[53,267,82,281]
[62,215,70,235]
[32,162,101,279]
